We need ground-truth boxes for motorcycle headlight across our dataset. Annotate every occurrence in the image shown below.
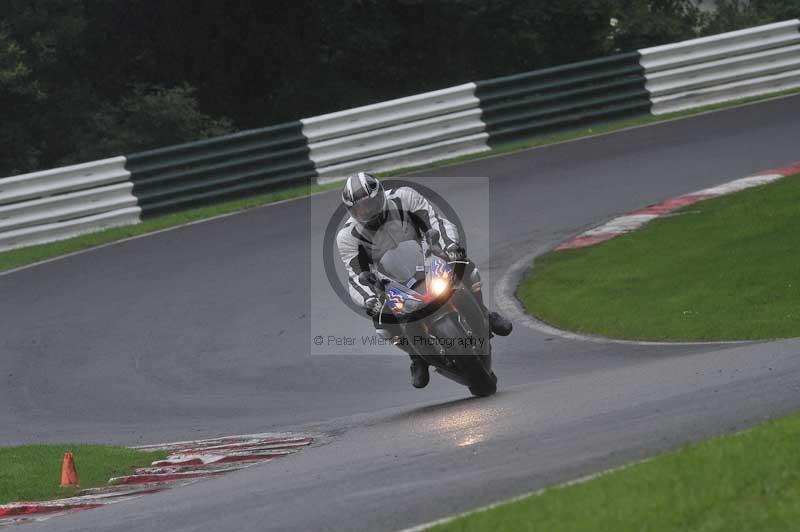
[430,277,450,296]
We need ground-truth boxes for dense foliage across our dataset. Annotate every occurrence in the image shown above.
[1,0,797,176]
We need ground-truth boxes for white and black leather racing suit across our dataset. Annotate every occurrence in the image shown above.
[336,186,483,348]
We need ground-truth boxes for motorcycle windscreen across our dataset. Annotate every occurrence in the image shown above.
[378,240,425,289]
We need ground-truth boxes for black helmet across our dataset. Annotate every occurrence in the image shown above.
[342,172,387,226]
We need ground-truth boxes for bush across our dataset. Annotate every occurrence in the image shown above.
[69,84,234,163]
[702,0,800,34]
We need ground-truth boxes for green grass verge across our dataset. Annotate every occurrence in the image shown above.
[518,173,800,341]
[2,87,799,274]
[432,410,800,532]
[0,444,168,504]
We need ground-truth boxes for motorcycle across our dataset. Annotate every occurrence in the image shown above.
[359,229,497,397]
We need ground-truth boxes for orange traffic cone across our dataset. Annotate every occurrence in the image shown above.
[60,452,79,488]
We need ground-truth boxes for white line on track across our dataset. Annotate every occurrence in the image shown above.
[397,458,652,532]
[397,421,765,532]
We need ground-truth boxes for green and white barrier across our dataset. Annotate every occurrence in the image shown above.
[1,20,798,250]
[0,157,139,252]
[475,52,650,147]
[124,122,317,217]
[641,19,800,114]
[302,83,489,184]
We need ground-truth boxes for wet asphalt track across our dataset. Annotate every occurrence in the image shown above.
[2,95,800,531]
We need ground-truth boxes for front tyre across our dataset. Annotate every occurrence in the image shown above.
[465,358,497,397]
[433,315,497,397]
[459,339,495,397]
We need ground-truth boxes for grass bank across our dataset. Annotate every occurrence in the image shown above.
[518,173,800,341]
[0,444,168,504]
[432,410,800,531]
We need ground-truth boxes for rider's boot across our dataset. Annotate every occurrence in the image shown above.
[467,265,513,337]
[377,327,430,389]
[487,311,512,336]
[409,355,430,389]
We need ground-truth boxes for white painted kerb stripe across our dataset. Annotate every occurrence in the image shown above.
[697,173,784,195]
[582,214,659,236]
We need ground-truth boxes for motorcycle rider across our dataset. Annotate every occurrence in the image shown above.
[336,172,512,389]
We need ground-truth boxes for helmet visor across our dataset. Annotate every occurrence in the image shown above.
[348,190,386,224]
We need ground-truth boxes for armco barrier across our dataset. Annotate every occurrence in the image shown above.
[475,52,651,147]
[2,20,799,251]
[641,19,800,114]
[125,122,317,217]
[302,84,489,182]
[0,157,140,252]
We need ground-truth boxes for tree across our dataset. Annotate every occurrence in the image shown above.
[608,0,703,52]
[703,0,800,35]
[0,0,233,176]
[72,84,233,162]
[0,31,45,175]
[1,0,797,177]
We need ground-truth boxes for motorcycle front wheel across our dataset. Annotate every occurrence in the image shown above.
[432,314,497,397]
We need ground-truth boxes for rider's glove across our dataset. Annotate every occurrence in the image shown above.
[445,243,467,262]
[364,296,383,318]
